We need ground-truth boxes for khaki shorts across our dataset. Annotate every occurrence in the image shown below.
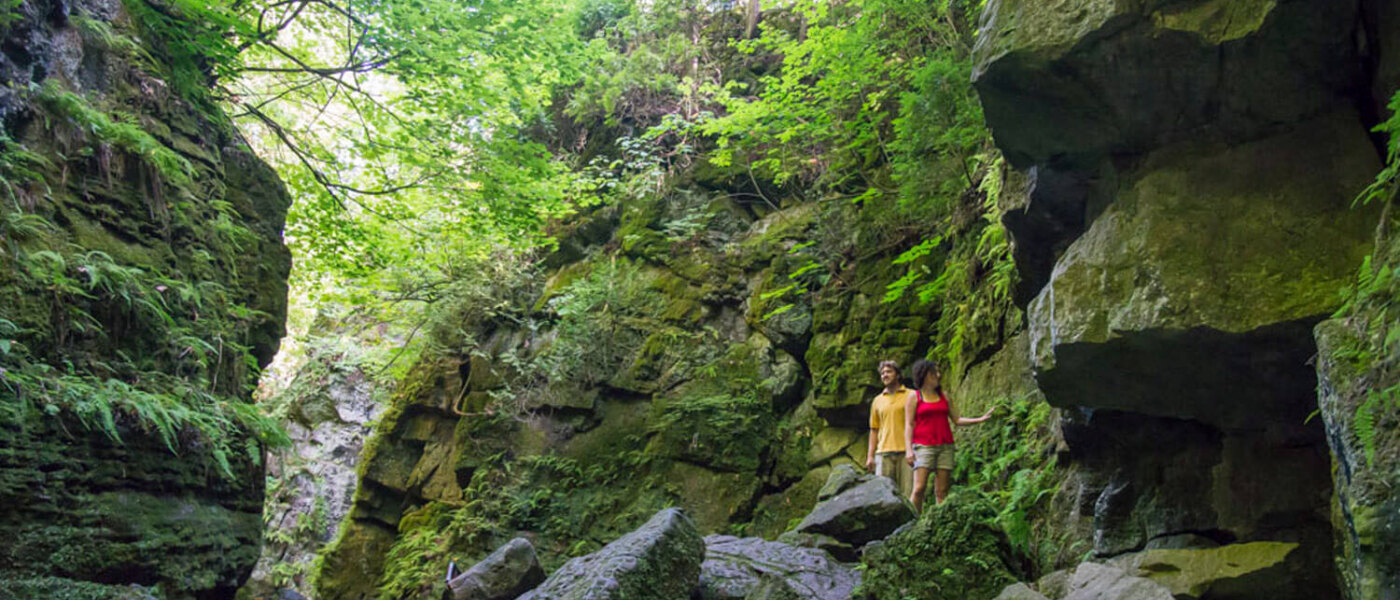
[913,443,955,471]
[875,451,913,498]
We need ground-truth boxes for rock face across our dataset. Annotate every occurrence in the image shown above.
[972,0,1397,595]
[0,0,290,597]
[446,538,546,600]
[698,535,859,600]
[995,583,1050,600]
[1315,318,1400,599]
[1027,113,1378,430]
[973,0,1364,169]
[518,508,704,600]
[789,466,915,550]
[241,356,385,599]
[315,182,902,595]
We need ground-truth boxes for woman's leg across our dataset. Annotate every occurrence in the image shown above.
[934,468,952,504]
[910,467,930,513]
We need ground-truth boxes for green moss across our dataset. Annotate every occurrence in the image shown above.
[0,415,262,598]
[736,203,818,268]
[857,491,1024,599]
[1153,0,1275,43]
[618,220,670,262]
[647,390,774,473]
[376,502,457,600]
[748,465,833,539]
[0,577,156,600]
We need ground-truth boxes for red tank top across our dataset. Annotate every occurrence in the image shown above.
[912,390,955,446]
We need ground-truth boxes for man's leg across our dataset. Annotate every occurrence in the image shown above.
[896,454,914,498]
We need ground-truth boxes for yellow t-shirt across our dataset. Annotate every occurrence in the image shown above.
[869,386,915,454]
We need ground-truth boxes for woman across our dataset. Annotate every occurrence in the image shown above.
[903,359,993,512]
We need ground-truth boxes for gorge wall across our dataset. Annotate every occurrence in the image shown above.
[0,0,291,597]
[975,0,1398,597]
[297,1,1400,598]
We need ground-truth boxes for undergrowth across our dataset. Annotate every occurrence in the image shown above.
[1332,90,1400,468]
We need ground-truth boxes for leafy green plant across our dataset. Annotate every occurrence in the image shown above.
[37,81,193,185]
[1334,90,1400,470]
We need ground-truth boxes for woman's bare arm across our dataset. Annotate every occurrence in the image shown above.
[904,394,918,465]
[950,396,994,426]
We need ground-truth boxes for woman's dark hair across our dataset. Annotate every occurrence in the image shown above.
[910,359,941,392]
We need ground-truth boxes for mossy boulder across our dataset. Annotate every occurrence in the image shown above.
[445,538,546,600]
[698,535,859,600]
[791,467,914,548]
[857,491,1023,600]
[1108,542,1303,599]
[1028,112,1380,430]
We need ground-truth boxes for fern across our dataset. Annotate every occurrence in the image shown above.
[36,81,193,185]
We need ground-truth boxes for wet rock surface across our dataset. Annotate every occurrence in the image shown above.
[1315,320,1400,599]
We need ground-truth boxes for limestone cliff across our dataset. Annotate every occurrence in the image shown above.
[0,0,291,597]
[974,0,1396,597]
[288,1,1400,599]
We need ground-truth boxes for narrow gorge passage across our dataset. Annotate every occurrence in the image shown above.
[1,0,1397,599]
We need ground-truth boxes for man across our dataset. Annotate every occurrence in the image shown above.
[865,360,915,498]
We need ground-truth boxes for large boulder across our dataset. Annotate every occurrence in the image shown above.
[1106,542,1304,600]
[518,508,704,600]
[1027,112,1378,430]
[973,0,1364,168]
[789,466,915,549]
[445,538,546,600]
[1061,563,1173,600]
[697,535,859,600]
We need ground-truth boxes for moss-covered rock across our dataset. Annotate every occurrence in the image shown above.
[0,417,264,599]
[1029,112,1380,430]
[1315,318,1400,599]
[1108,542,1302,599]
[857,491,1023,600]
[0,2,291,597]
